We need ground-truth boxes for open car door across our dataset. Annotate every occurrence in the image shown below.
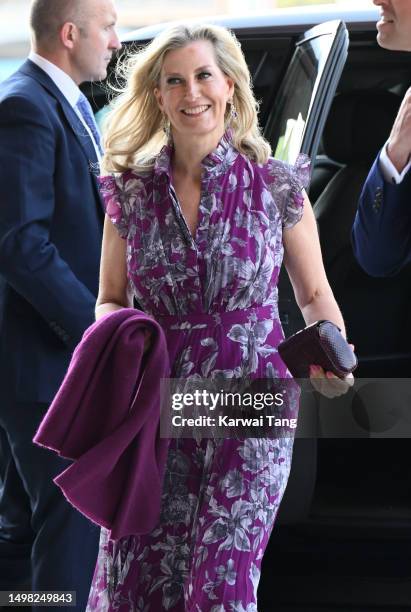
[270,20,348,528]
[264,19,348,338]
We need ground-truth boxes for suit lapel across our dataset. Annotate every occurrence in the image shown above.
[19,60,104,214]
[57,102,104,212]
[20,61,99,166]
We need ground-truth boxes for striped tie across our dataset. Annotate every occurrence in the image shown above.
[76,93,103,156]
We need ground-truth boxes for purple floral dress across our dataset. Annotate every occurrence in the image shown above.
[87,133,309,612]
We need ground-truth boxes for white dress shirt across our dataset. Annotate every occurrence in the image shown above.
[379,141,411,185]
[28,51,102,161]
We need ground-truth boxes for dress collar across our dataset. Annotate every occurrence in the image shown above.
[153,130,238,182]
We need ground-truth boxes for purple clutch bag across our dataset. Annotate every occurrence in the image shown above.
[278,320,357,379]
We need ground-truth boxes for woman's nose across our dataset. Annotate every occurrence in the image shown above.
[184,78,200,99]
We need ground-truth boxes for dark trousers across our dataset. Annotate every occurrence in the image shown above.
[0,401,99,611]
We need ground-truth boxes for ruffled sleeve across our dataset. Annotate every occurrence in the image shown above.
[98,173,133,239]
[267,154,311,229]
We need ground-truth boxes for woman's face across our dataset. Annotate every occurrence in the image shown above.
[154,40,234,142]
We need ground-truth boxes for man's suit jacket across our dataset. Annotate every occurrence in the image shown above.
[0,59,104,403]
[352,153,411,277]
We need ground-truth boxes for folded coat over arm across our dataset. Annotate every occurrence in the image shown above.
[34,308,170,540]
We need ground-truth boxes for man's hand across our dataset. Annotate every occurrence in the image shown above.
[387,87,411,173]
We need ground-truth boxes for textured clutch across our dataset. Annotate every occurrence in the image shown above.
[278,320,357,379]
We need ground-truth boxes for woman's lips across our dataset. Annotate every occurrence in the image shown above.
[181,105,211,116]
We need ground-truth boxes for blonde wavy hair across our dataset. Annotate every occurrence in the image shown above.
[101,23,272,174]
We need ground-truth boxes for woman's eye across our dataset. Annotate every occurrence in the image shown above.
[167,77,181,85]
[198,72,212,80]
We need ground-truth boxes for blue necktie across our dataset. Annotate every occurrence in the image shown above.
[76,93,103,156]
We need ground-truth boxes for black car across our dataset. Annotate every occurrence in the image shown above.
[88,7,411,610]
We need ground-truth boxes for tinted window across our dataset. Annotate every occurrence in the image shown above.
[266,33,337,163]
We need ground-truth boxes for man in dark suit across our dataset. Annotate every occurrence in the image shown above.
[352,0,411,275]
[0,0,121,607]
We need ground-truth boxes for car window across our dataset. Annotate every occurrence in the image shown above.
[271,38,328,163]
[265,21,348,165]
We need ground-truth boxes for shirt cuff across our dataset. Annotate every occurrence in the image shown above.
[379,142,411,184]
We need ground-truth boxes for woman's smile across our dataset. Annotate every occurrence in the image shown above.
[181,104,211,117]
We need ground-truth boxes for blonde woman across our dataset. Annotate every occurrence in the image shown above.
[87,23,352,611]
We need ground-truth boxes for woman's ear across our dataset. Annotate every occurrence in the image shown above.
[226,77,235,100]
[153,87,164,113]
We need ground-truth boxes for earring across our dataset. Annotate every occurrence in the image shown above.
[162,113,171,138]
[229,99,238,123]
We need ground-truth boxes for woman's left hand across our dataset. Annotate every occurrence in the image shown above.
[309,365,354,398]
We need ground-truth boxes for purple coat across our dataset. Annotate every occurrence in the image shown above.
[34,308,170,540]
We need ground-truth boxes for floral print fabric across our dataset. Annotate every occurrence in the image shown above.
[87,133,309,611]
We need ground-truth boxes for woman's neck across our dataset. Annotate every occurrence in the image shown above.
[171,129,225,180]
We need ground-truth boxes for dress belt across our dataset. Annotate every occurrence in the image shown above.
[157,304,277,330]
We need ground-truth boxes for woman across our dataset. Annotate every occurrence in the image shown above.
[87,23,352,612]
